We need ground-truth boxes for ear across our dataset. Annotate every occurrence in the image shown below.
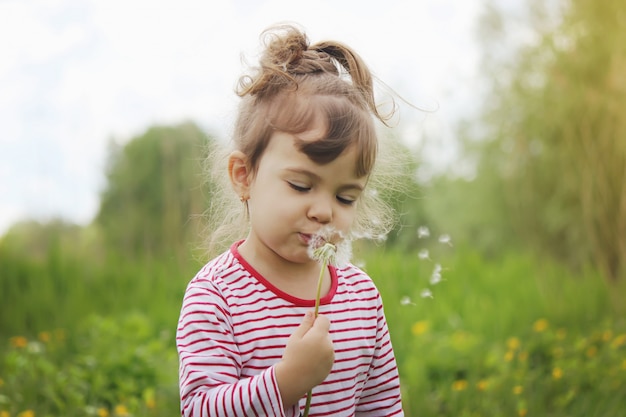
[228,150,252,198]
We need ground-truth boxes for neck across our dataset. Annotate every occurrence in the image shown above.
[237,239,330,300]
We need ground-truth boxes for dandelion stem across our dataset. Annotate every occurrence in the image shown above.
[302,256,329,417]
[313,259,326,317]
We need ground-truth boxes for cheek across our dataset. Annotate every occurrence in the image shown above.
[335,206,358,231]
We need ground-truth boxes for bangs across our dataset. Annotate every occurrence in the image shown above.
[267,92,377,177]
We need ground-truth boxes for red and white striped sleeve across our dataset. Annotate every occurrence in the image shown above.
[176,278,298,417]
[355,292,404,416]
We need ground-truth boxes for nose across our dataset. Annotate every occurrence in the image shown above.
[307,196,333,224]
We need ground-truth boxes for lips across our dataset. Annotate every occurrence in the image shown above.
[299,232,312,244]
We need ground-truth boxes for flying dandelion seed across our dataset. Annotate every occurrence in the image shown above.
[438,234,452,246]
[400,296,416,306]
[430,263,443,285]
[418,249,430,260]
[430,272,442,285]
[417,226,430,238]
[420,289,434,299]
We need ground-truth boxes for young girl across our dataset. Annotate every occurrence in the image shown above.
[177,24,404,417]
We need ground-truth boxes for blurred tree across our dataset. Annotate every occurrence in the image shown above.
[96,122,214,260]
[467,0,626,280]
[0,219,82,262]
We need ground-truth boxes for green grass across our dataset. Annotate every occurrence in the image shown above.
[363,245,626,417]
[1,242,625,416]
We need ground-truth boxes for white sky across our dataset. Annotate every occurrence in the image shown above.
[0,0,487,235]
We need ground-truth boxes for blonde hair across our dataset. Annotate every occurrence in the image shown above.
[202,24,404,256]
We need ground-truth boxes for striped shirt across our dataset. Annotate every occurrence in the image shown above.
[177,241,404,417]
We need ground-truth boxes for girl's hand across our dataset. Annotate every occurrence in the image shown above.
[275,311,335,408]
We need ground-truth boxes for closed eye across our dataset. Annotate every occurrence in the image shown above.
[337,195,356,205]
[288,182,310,192]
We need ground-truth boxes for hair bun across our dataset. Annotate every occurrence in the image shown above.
[261,25,309,72]
[238,23,390,125]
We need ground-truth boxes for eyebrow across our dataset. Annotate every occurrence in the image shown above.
[284,167,365,191]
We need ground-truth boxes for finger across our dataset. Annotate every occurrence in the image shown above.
[311,314,331,334]
[290,310,315,339]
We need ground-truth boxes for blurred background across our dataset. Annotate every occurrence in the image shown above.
[1,0,624,416]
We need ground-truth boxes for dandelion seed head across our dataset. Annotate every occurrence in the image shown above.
[331,239,352,266]
[307,225,352,266]
[310,241,337,264]
[417,226,430,238]
[418,249,430,260]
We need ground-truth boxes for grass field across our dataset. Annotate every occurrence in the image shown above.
[1,241,625,416]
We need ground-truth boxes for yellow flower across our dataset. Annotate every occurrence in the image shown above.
[552,367,563,379]
[146,397,156,409]
[611,334,626,349]
[17,411,35,417]
[452,379,468,391]
[0,411,9,417]
[533,318,549,332]
[98,408,109,417]
[513,385,524,395]
[504,350,515,362]
[114,405,129,416]
[38,332,51,343]
[476,379,489,391]
[519,409,528,417]
[506,337,521,350]
[411,320,429,336]
[586,346,597,358]
[10,336,28,348]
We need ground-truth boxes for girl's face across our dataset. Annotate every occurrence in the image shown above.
[242,127,366,268]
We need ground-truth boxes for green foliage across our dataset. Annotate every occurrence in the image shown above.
[364,246,626,417]
[97,122,214,260]
[1,242,625,416]
[0,222,200,339]
[465,0,626,281]
[0,314,178,416]
[411,171,519,257]
[2,100,624,414]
